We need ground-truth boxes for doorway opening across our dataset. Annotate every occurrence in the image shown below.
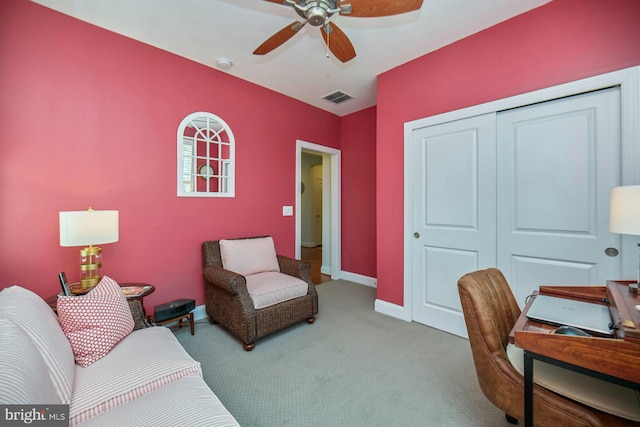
[296,140,341,285]
[300,156,330,284]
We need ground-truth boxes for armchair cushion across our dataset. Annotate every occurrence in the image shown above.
[245,272,308,309]
[219,236,280,276]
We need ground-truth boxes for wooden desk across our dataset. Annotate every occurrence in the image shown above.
[511,281,640,427]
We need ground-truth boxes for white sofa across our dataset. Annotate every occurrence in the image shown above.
[0,285,240,427]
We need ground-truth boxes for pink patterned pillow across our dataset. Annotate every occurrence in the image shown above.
[57,276,134,367]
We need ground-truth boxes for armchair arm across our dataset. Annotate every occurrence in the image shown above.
[277,255,313,286]
[203,264,247,295]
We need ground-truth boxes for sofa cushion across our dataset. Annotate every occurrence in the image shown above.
[75,375,240,427]
[0,318,62,405]
[507,343,640,421]
[57,276,135,367]
[220,237,280,276]
[70,326,202,425]
[245,271,308,309]
[0,285,75,404]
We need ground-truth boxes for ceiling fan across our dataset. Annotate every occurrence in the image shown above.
[253,0,424,63]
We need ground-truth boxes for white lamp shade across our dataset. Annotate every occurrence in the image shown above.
[609,186,640,236]
[59,210,119,247]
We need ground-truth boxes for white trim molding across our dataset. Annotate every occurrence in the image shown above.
[192,304,207,322]
[296,140,342,280]
[340,270,377,288]
[374,299,407,320]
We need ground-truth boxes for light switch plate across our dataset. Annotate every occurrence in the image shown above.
[282,206,293,216]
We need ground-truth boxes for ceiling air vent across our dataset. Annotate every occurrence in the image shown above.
[322,90,353,104]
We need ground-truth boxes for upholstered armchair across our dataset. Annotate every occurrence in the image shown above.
[457,268,636,427]
[202,236,318,351]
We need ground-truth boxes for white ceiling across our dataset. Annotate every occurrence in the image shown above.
[32,0,551,116]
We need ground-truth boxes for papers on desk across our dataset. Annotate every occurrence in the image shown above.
[526,295,614,337]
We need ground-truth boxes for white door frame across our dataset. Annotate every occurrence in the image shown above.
[392,66,640,322]
[296,140,342,279]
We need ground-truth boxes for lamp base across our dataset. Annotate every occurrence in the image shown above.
[80,245,103,290]
[80,276,101,289]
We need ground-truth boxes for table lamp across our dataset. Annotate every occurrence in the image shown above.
[609,185,640,293]
[59,208,119,290]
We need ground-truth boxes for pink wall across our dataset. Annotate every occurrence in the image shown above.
[0,0,345,311]
[376,0,640,305]
[341,107,377,278]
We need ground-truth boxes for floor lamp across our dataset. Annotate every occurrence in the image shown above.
[609,185,640,293]
[59,208,119,290]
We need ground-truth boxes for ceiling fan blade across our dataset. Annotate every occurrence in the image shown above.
[263,0,290,4]
[321,23,356,63]
[253,21,306,55]
[339,0,423,17]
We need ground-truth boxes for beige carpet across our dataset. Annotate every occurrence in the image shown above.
[173,280,504,426]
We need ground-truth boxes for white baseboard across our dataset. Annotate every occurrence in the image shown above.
[374,299,411,322]
[193,305,207,322]
[339,270,377,288]
[301,241,317,248]
[320,265,332,275]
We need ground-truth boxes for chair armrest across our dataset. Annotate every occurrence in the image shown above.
[203,265,247,295]
[277,255,313,285]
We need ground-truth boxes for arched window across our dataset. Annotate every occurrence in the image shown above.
[177,112,235,197]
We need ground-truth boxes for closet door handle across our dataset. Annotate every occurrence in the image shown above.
[605,247,619,257]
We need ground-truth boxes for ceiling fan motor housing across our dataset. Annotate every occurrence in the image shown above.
[307,6,327,26]
[295,0,339,27]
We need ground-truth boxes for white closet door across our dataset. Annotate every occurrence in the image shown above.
[410,113,496,338]
[497,87,622,306]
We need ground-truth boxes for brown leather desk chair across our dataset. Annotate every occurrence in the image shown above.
[457,268,635,426]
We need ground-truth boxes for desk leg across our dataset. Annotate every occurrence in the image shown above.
[524,350,534,427]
